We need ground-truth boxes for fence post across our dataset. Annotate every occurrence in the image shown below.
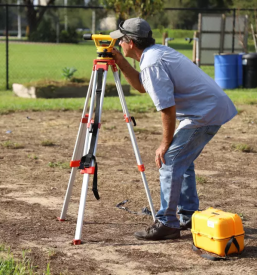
[92,10,96,34]
[162,32,168,45]
[232,8,236,53]
[5,4,9,90]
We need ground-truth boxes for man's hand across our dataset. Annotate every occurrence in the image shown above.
[111,48,124,66]
[155,143,169,169]
[155,106,176,169]
[111,47,146,93]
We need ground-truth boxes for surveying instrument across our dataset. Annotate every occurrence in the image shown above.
[58,34,156,245]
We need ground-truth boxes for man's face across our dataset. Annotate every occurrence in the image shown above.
[119,36,132,57]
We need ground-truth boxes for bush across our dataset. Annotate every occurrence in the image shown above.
[29,18,56,42]
[29,19,80,44]
[152,28,195,39]
[59,28,80,44]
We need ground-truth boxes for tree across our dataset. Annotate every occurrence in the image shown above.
[64,0,85,4]
[0,0,17,3]
[232,0,257,8]
[98,0,164,69]
[165,0,234,29]
[23,0,55,36]
[100,0,164,27]
[232,0,257,36]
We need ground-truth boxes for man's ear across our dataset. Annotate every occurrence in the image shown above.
[130,40,134,49]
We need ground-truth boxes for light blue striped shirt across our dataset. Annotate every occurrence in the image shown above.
[139,44,237,129]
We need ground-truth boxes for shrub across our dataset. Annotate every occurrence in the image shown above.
[29,18,56,42]
[62,67,77,81]
[59,28,80,44]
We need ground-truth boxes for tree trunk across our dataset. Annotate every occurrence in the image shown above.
[23,0,55,37]
[116,14,123,28]
[26,4,37,35]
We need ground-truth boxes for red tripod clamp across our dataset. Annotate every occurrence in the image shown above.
[93,59,118,72]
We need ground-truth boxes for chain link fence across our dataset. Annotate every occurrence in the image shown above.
[1,4,256,90]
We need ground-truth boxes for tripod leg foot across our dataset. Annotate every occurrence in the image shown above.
[73,239,81,245]
[57,217,66,222]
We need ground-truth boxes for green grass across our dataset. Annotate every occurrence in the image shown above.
[0,38,257,113]
[1,86,257,114]
[41,140,55,146]
[196,175,207,184]
[231,143,255,153]
[28,154,38,160]
[1,140,25,149]
[0,90,155,114]
[0,41,133,90]
[48,161,70,169]
[0,244,52,275]
[1,37,256,90]
[0,38,198,90]
[224,89,257,105]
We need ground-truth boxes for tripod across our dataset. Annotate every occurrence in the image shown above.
[58,35,156,245]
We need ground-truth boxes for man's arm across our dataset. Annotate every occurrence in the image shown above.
[112,48,145,93]
[155,105,176,168]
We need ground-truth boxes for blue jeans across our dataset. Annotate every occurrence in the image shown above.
[156,125,221,229]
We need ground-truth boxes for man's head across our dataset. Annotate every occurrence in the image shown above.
[110,18,155,56]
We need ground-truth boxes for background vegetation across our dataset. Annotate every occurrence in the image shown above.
[1,87,257,114]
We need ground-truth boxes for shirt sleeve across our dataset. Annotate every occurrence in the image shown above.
[140,64,175,111]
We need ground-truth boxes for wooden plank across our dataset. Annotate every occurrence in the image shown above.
[198,13,202,67]
[251,24,257,52]
[192,31,197,63]
[243,15,248,53]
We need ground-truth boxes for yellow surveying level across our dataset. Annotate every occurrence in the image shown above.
[83,34,117,59]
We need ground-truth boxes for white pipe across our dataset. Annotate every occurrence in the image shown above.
[165,37,174,47]
[64,0,68,31]
[92,10,96,34]
[17,0,21,39]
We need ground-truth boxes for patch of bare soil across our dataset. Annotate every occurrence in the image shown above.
[0,106,257,275]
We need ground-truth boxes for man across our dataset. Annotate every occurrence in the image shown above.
[110,18,237,241]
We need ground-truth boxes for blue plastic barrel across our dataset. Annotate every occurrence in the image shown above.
[215,54,238,89]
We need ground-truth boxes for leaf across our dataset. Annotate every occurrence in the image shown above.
[100,0,164,19]
[62,67,77,80]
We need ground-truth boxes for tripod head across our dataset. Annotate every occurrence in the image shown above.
[83,34,117,59]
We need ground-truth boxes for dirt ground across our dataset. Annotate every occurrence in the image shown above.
[0,106,257,275]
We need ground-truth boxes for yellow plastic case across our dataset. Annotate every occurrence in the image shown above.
[191,208,245,256]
